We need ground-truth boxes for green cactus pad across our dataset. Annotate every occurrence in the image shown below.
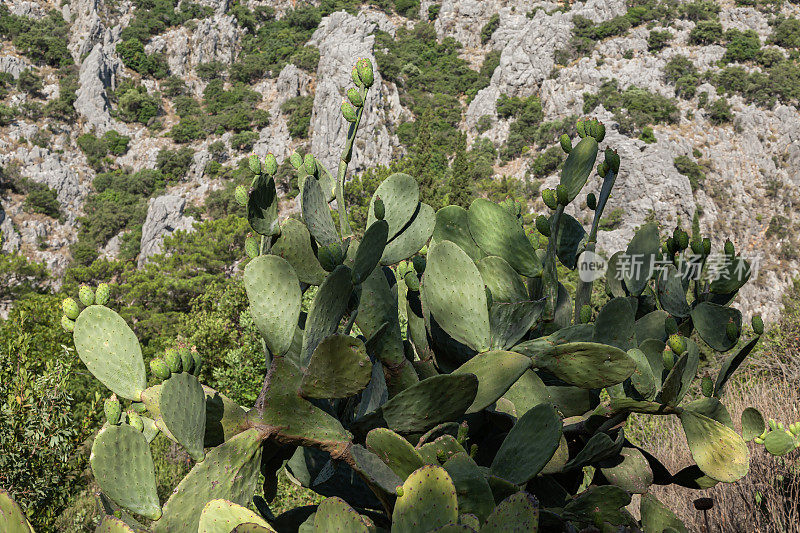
[197,499,274,533]
[709,256,751,294]
[741,407,765,442]
[502,369,552,417]
[764,430,796,455]
[299,335,372,399]
[155,429,263,533]
[622,223,660,296]
[489,299,546,351]
[431,524,475,532]
[466,199,541,277]
[657,265,690,318]
[626,348,657,400]
[639,493,688,533]
[74,305,147,401]
[562,485,634,529]
[592,297,636,351]
[302,265,354,365]
[0,488,34,533]
[312,497,372,532]
[160,372,207,462]
[232,525,274,533]
[302,175,339,247]
[491,403,561,484]
[422,240,490,352]
[659,339,699,406]
[416,434,466,465]
[559,135,598,202]
[530,342,635,389]
[690,302,742,352]
[476,256,528,303]
[553,213,586,269]
[481,492,539,533]
[366,428,425,480]
[564,431,623,471]
[245,255,301,358]
[540,434,569,474]
[679,410,749,483]
[352,220,388,284]
[452,350,532,413]
[685,397,733,429]
[248,176,279,237]
[204,386,248,447]
[90,424,161,520]
[442,453,495,524]
[634,310,668,344]
[604,251,627,298]
[432,206,485,262]
[380,202,435,265]
[391,465,458,533]
[713,336,759,397]
[95,516,137,533]
[598,447,653,494]
[272,218,328,285]
[357,374,478,435]
[367,173,419,240]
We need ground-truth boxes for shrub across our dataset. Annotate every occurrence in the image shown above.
[584,79,679,134]
[689,20,724,45]
[770,17,800,49]
[496,94,544,160]
[16,68,42,96]
[281,95,314,139]
[723,29,762,63]
[708,96,734,124]
[20,179,61,219]
[480,13,500,44]
[44,66,79,121]
[116,85,160,124]
[529,144,564,178]
[156,147,195,182]
[677,0,720,21]
[673,154,706,191]
[647,30,672,52]
[0,7,72,67]
[170,117,205,143]
[664,55,699,99]
[230,131,259,151]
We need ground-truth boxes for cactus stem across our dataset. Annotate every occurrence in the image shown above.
[542,204,565,320]
[336,84,370,240]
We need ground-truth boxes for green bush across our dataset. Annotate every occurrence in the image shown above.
[77,131,131,170]
[281,95,314,139]
[480,13,500,44]
[723,29,762,63]
[230,131,259,151]
[170,117,205,143]
[664,55,699,99]
[0,6,72,67]
[156,147,195,182]
[202,79,266,134]
[677,0,720,21]
[44,66,79,121]
[647,30,672,52]
[529,145,564,178]
[770,17,800,49]
[115,84,160,124]
[195,61,227,81]
[16,68,42,96]
[120,0,213,42]
[689,20,724,45]
[707,96,733,124]
[20,180,61,219]
[497,94,544,161]
[584,79,679,135]
[673,154,706,191]
[116,38,170,78]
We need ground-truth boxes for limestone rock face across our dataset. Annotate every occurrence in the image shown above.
[138,195,196,268]
[75,44,125,135]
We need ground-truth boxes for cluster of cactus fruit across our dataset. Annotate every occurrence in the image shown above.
[3,59,792,533]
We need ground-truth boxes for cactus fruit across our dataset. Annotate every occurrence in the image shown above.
[235,185,249,207]
[576,120,586,138]
[248,154,261,175]
[351,65,363,87]
[105,395,122,425]
[341,100,358,123]
[598,161,610,178]
[245,236,259,259]
[674,228,689,250]
[663,348,675,371]
[665,317,678,335]
[556,184,568,205]
[752,315,764,335]
[701,375,713,397]
[61,315,76,332]
[374,196,385,221]
[691,239,703,255]
[560,133,572,153]
[264,153,278,176]
[542,189,557,210]
[95,282,111,306]
[304,153,317,175]
[290,151,303,169]
[579,304,592,324]
[150,358,171,380]
[356,57,374,87]
[724,239,735,257]
[79,285,95,306]
[606,150,620,173]
[128,411,144,432]
[586,193,597,210]
[164,348,182,373]
[179,347,194,374]
[667,334,686,355]
[702,237,711,256]
[535,215,550,237]
[63,297,80,320]
[726,322,739,341]
[347,87,364,107]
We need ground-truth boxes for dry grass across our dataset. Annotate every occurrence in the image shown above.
[628,367,800,532]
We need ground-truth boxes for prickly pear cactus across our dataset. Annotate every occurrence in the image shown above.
[38,59,774,533]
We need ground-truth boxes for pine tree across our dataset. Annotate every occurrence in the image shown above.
[445,133,473,208]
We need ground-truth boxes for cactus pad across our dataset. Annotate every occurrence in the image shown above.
[197,499,274,533]
[481,492,539,533]
[248,176,279,237]
[302,265,354,365]
[422,240,490,352]
[244,255,301,358]
[299,335,372,399]
[302,176,339,247]
[160,372,207,462]
[741,407,765,442]
[367,172,419,240]
[679,410,749,482]
[95,516,137,533]
[690,302,742,352]
[592,297,636,351]
[432,206,485,262]
[0,488,34,533]
[442,453,495,524]
[351,220,388,284]
[74,305,147,401]
[452,350,531,413]
[622,223,660,296]
[467,199,541,277]
[312,497,372,532]
[598,447,653,494]
[491,403,561,484]
[271,218,328,285]
[366,428,425,480]
[90,424,161,520]
[380,202,435,265]
[639,493,687,533]
[476,256,528,303]
[559,136,598,202]
[657,265,690,318]
[530,342,635,389]
[391,465,458,533]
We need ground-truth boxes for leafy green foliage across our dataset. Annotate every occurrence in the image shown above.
[117,38,169,78]
[673,155,706,192]
[114,82,161,124]
[44,66,79,121]
[583,79,679,135]
[497,94,544,161]
[663,55,699,99]
[156,147,195,182]
[281,95,314,139]
[0,6,72,67]
[722,29,762,64]
[689,20,724,45]
[77,131,131,171]
[770,17,800,49]
[647,30,672,52]
[120,0,212,42]
[480,13,500,44]
[707,97,733,124]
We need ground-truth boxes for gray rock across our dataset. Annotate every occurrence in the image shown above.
[7,1,45,18]
[0,202,21,253]
[75,44,125,134]
[0,56,31,79]
[68,0,106,61]
[190,15,241,67]
[138,195,196,267]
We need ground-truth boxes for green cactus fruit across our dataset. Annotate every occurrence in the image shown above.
[317,243,344,272]
[341,99,357,123]
[191,350,202,376]
[576,120,586,138]
[351,65,363,87]
[290,152,303,169]
[128,411,144,432]
[150,358,171,380]
[560,133,572,153]
[356,57,374,87]
[263,153,278,176]
[412,255,426,274]
[586,193,597,210]
[61,315,76,332]
[607,149,620,173]
[597,160,609,178]
[579,304,592,324]
[663,348,675,371]
[702,237,711,256]
[665,317,678,335]
[164,348,181,373]
[131,401,147,414]
[248,154,261,175]
[347,87,364,107]
[93,284,111,308]
[667,334,686,355]
[724,239,735,257]
[105,395,122,425]
[752,315,764,335]
[666,237,676,256]
[556,184,568,205]
[62,297,80,320]
[674,229,689,250]
[79,285,95,307]
[374,196,385,220]
[701,375,713,398]
[535,215,550,237]
[179,347,194,374]
[594,121,606,142]
[235,185,249,207]
[245,236,259,259]
[404,271,420,292]
[691,240,703,255]
[726,322,739,341]
[303,153,316,175]
[542,188,557,209]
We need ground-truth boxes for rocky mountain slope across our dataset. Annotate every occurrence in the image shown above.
[1,0,799,321]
